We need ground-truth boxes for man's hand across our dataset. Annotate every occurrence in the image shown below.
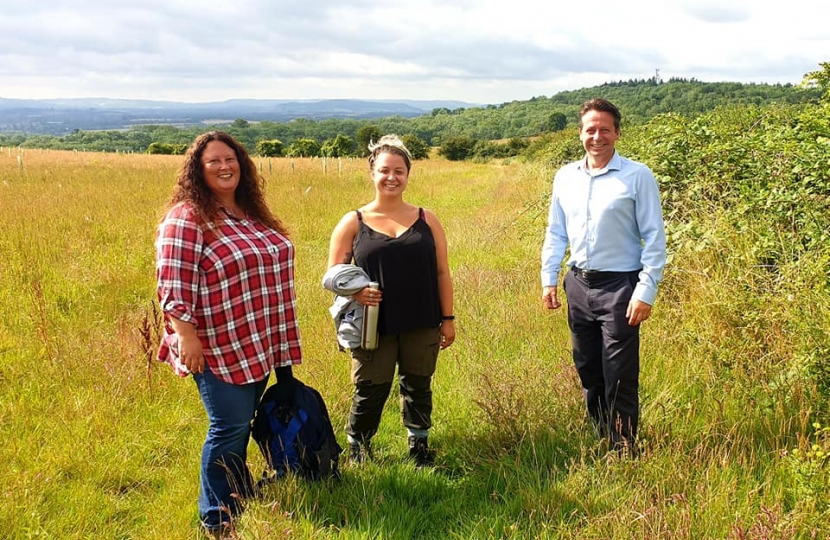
[543,286,561,310]
[626,299,652,326]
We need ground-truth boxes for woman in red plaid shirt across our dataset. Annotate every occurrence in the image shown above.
[155,131,302,537]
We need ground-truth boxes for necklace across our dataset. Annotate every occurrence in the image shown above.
[224,206,246,219]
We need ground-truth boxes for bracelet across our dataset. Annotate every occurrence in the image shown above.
[442,315,455,321]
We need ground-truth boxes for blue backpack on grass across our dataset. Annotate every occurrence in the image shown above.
[251,378,342,481]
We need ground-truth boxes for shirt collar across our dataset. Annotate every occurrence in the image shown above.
[577,150,621,175]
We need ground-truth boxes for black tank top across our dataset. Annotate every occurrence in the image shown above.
[352,208,441,334]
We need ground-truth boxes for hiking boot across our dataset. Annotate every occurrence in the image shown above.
[203,523,237,540]
[408,436,434,468]
[348,439,371,464]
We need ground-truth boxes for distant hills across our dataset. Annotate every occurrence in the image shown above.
[0,97,480,135]
[0,79,819,149]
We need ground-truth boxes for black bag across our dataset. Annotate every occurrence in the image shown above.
[251,378,342,480]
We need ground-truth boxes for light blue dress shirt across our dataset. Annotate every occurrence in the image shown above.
[541,151,667,305]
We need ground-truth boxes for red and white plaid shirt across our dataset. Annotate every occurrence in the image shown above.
[155,203,302,384]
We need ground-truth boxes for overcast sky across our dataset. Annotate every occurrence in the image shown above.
[1,0,826,105]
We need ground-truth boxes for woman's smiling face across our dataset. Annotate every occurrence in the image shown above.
[371,151,409,196]
[201,140,240,200]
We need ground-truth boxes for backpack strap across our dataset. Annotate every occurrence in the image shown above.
[264,402,308,471]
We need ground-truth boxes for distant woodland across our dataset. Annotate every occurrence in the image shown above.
[0,77,823,159]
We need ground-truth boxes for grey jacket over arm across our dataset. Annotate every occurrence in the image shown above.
[321,264,371,350]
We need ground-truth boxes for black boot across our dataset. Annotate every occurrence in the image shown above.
[348,439,372,465]
[408,436,434,468]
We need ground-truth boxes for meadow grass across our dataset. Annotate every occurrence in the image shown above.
[0,149,827,539]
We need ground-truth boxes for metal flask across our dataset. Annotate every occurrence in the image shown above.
[360,282,380,350]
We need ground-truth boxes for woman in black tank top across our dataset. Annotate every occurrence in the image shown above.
[326,134,455,467]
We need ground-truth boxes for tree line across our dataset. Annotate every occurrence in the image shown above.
[0,77,821,161]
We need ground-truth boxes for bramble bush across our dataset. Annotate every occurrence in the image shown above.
[622,101,830,268]
[785,421,830,512]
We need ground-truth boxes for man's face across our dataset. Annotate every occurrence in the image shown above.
[579,110,620,166]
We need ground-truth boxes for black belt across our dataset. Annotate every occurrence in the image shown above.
[571,267,639,280]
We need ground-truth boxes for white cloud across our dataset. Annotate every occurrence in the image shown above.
[0,0,826,104]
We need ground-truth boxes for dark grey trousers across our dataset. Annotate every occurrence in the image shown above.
[346,327,439,441]
[563,268,641,446]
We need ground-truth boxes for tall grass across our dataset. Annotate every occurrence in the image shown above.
[0,150,827,539]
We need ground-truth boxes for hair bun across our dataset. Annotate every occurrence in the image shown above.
[368,134,412,160]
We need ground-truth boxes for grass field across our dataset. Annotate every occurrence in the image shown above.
[1,148,827,539]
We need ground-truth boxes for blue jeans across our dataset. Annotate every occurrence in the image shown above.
[193,367,269,529]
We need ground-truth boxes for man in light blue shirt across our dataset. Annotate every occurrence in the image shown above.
[541,98,666,451]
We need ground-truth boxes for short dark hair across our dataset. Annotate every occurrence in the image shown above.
[578,98,621,131]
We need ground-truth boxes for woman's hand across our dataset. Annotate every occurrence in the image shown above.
[439,320,455,349]
[178,333,205,374]
[357,286,382,306]
[169,318,204,374]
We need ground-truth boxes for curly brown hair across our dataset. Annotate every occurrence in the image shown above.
[164,130,288,236]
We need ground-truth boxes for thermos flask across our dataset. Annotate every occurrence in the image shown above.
[360,281,380,350]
